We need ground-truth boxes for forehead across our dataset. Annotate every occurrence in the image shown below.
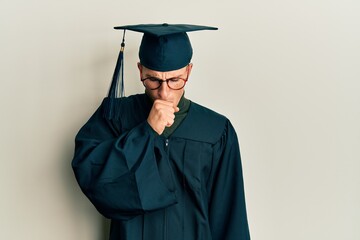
[142,65,187,77]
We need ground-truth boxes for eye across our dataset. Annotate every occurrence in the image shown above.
[168,77,180,82]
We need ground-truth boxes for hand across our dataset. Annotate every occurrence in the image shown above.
[147,99,179,135]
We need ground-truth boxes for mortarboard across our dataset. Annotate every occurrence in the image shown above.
[104,23,218,119]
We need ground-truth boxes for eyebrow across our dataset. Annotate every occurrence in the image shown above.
[144,74,182,79]
[144,73,159,78]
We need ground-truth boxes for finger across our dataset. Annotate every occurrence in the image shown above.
[154,99,174,107]
[166,118,174,127]
[154,103,176,113]
[165,110,176,119]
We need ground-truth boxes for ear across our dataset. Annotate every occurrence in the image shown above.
[137,62,142,76]
[187,63,193,78]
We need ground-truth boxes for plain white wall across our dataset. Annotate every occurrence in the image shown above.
[1,0,359,239]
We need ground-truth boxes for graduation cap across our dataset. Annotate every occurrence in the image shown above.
[104,23,218,119]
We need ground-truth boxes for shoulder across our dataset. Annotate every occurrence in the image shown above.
[102,94,150,119]
[173,101,233,144]
[190,101,227,126]
[102,94,148,111]
[99,94,151,131]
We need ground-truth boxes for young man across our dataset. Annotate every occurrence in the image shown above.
[72,23,250,240]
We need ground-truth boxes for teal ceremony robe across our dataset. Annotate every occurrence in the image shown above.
[72,94,250,240]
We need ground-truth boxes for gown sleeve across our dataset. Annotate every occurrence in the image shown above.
[208,120,251,240]
[71,103,177,221]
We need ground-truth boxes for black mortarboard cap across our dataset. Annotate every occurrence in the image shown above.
[115,23,217,71]
[104,23,218,119]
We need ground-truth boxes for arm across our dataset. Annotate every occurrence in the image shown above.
[72,104,177,221]
[208,120,251,240]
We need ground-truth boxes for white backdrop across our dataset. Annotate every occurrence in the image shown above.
[1,0,359,239]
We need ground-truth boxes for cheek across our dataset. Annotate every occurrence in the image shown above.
[174,89,184,102]
[145,89,158,100]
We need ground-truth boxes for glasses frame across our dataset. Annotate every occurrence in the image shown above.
[140,66,189,90]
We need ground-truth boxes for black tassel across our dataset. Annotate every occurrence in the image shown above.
[104,30,126,119]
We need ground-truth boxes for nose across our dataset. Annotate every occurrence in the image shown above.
[158,81,170,99]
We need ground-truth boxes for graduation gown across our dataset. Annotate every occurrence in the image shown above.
[72,94,250,240]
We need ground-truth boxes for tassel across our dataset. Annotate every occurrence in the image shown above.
[104,30,126,119]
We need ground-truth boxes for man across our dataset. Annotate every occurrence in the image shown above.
[72,23,250,240]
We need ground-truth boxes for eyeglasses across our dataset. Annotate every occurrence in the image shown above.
[141,68,189,90]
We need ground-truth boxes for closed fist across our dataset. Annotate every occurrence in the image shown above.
[147,99,179,135]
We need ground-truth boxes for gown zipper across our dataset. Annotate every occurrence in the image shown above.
[164,138,169,240]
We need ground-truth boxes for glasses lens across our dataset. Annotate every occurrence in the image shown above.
[143,78,161,90]
[168,78,185,90]
[142,77,186,90]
